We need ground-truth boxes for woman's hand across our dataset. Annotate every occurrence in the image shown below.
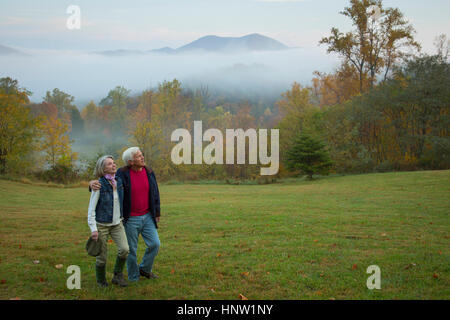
[89,180,101,191]
[91,231,99,241]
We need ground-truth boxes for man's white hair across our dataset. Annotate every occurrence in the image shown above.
[122,147,141,166]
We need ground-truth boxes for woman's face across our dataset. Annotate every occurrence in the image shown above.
[103,158,116,175]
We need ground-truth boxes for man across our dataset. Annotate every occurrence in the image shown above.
[90,147,161,282]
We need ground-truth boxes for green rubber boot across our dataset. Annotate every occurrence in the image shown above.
[112,257,128,287]
[95,264,108,287]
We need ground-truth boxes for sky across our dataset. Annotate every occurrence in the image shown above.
[1,0,448,52]
[0,0,449,104]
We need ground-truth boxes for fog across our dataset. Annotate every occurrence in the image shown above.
[0,46,339,108]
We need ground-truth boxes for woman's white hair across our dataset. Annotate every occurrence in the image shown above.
[122,147,141,166]
[94,155,114,178]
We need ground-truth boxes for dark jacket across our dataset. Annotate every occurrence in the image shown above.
[116,166,161,228]
[95,176,124,223]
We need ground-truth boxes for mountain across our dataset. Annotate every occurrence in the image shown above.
[0,44,26,55]
[175,33,290,53]
[148,46,177,54]
[94,33,291,56]
[92,49,146,57]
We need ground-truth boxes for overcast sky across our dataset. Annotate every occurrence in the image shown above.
[1,0,449,104]
[1,0,449,53]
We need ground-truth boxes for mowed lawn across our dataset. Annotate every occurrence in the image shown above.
[0,170,448,300]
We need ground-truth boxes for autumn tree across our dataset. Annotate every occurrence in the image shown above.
[319,0,420,92]
[129,90,162,169]
[128,80,192,179]
[81,100,100,132]
[311,62,365,107]
[100,86,131,108]
[38,111,78,168]
[44,88,84,136]
[275,82,315,164]
[434,34,450,63]
[0,77,36,173]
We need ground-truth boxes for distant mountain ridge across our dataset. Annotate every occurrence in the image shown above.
[96,33,291,56]
[173,33,289,53]
[0,44,26,55]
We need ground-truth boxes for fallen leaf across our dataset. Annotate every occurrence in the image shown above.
[108,239,113,243]
[9,297,21,300]
[352,264,357,270]
[170,269,175,274]
[315,290,322,296]
[241,272,249,277]
[438,251,442,255]
[381,233,387,237]
[18,244,22,249]
[1,279,6,284]
[404,263,416,270]
[33,260,40,264]
[238,293,248,300]
[38,277,44,282]
[216,253,221,257]
[320,273,324,277]
[55,264,63,269]
[329,297,336,300]
[433,273,439,279]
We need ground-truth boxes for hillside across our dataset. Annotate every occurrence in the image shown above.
[0,170,448,299]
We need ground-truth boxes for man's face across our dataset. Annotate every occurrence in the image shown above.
[131,150,145,168]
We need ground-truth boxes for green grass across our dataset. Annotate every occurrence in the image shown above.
[0,170,448,300]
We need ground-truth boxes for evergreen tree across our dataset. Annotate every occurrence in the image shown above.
[286,134,333,180]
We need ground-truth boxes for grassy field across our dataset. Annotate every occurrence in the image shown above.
[0,170,448,300]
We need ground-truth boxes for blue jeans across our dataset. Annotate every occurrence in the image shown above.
[124,213,160,282]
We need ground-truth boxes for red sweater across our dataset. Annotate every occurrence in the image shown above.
[129,168,149,216]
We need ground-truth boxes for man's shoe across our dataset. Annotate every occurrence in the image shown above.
[139,268,159,279]
[112,272,128,287]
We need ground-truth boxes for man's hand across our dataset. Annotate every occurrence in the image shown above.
[155,217,160,223]
[89,180,101,191]
[91,231,99,241]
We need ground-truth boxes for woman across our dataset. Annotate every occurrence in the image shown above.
[87,155,129,287]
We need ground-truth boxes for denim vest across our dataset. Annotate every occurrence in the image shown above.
[95,176,124,223]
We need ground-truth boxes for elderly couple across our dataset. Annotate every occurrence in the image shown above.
[87,146,161,287]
